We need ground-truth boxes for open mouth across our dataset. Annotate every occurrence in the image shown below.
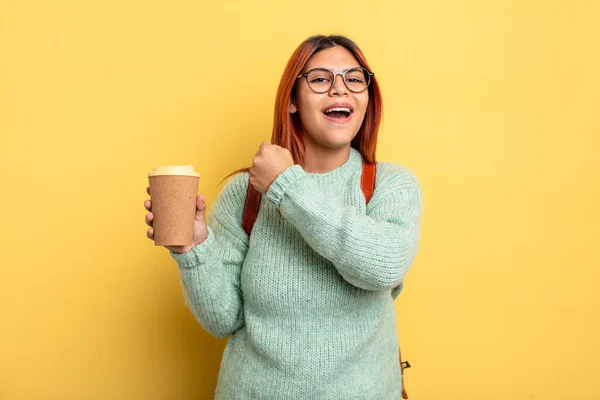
[323,107,353,120]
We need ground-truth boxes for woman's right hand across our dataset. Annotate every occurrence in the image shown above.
[144,187,209,254]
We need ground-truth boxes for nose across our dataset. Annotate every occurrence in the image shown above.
[329,72,348,96]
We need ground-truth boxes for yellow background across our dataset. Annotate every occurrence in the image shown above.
[1,0,599,399]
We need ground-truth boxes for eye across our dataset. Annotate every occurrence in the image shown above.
[346,77,364,83]
[306,69,334,85]
[346,70,365,83]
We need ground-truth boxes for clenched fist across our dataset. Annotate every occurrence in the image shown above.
[249,142,294,193]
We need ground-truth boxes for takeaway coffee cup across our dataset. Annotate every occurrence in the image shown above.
[147,165,200,246]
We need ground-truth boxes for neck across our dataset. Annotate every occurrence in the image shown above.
[302,144,352,173]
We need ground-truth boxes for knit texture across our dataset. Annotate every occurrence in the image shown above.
[170,148,422,399]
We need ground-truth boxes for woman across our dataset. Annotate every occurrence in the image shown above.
[144,35,422,399]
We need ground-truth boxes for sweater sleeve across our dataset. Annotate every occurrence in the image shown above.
[169,173,249,338]
[265,164,422,292]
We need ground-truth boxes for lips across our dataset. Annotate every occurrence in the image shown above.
[322,103,354,121]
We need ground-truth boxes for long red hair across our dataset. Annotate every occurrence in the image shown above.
[273,35,383,165]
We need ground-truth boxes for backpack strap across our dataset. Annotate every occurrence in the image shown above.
[400,350,410,399]
[241,182,261,236]
[361,161,376,204]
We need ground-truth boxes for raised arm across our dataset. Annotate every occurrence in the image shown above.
[265,164,422,291]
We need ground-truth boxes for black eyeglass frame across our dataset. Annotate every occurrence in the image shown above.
[296,67,375,93]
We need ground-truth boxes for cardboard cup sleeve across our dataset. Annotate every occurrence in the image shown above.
[148,175,199,246]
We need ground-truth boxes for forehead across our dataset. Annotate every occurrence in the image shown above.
[304,46,361,71]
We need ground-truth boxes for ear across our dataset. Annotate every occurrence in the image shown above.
[289,100,297,114]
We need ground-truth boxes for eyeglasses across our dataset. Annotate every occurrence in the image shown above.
[297,67,374,94]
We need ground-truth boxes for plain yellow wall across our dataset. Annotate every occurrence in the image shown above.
[1,0,599,399]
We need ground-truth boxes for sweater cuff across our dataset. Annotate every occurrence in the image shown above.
[265,165,307,207]
[169,226,215,269]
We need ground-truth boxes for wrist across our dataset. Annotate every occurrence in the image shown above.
[265,164,307,207]
[167,244,194,254]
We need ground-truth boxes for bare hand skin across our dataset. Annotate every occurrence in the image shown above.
[249,141,294,193]
[144,186,208,254]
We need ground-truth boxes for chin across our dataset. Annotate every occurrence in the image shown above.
[303,124,360,150]
[321,136,356,150]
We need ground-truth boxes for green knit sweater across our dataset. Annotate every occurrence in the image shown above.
[170,148,422,399]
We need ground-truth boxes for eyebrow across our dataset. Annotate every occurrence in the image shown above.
[307,66,362,70]
[301,66,364,76]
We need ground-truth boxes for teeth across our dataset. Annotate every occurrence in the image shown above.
[324,107,351,113]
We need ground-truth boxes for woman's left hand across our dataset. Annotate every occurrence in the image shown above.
[249,141,294,194]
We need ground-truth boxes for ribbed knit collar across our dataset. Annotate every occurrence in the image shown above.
[305,147,363,185]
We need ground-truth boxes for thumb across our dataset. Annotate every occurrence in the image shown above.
[195,194,207,221]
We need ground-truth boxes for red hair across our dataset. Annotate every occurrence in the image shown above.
[273,35,383,164]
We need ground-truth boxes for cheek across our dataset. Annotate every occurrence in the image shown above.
[297,96,322,122]
[297,102,319,132]
[356,96,369,119]
[360,93,370,110]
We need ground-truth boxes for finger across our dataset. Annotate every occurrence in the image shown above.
[195,195,206,220]
[144,200,152,211]
[146,186,150,196]
[145,212,153,227]
[146,227,154,240]
[259,141,271,150]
